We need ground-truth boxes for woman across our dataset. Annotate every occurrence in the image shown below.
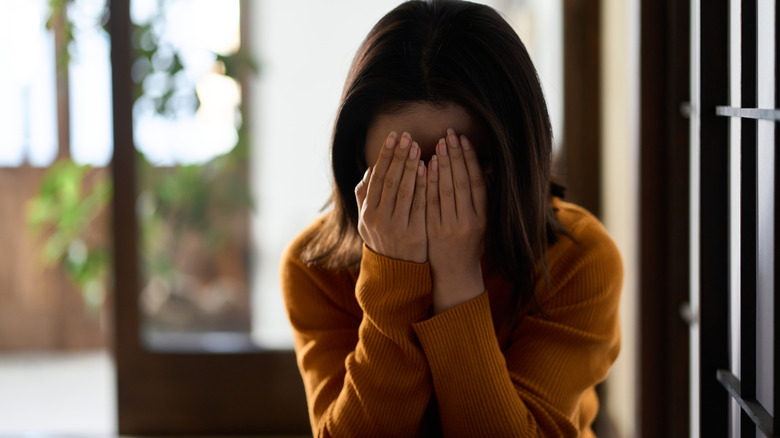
[280,1,622,436]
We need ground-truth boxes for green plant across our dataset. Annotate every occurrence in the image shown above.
[28,161,112,311]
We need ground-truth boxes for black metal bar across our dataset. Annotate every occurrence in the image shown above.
[717,369,775,436]
[739,1,758,436]
[698,0,731,435]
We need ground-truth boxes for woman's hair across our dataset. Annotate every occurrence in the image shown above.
[302,0,567,317]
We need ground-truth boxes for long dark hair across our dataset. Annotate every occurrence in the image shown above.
[302,0,567,318]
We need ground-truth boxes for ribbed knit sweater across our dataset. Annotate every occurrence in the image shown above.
[280,199,622,437]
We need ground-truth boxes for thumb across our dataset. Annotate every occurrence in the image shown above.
[354,166,372,212]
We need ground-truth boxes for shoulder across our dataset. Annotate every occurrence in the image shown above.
[282,215,328,267]
[553,199,611,246]
[551,198,621,262]
[541,198,623,305]
[280,216,360,324]
[280,214,339,290]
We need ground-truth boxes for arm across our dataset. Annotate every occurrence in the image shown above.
[413,231,622,437]
[421,130,622,436]
[281,245,435,437]
[282,131,436,437]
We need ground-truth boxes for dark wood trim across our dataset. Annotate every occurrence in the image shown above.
[562,0,601,218]
[560,2,611,432]
[109,0,138,361]
[639,0,691,436]
[109,0,143,430]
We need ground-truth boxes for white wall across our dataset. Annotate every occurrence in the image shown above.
[247,0,407,347]
[600,0,640,436]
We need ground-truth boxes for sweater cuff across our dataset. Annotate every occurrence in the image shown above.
[412,292,503,372]
[356,244,432,315]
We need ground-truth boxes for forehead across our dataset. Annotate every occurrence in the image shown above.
[364,102,485,164]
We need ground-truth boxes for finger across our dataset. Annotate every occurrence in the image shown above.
[426,155,441,227]
[393,141,421,221]
[354,166,372,212]
[460,134,487,216]
[365,131,398,209]
[409,160,427,232]
[446,128,473,218]
[435,138,457,220]
[378,132,413,212]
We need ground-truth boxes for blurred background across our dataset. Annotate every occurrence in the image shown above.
[5,0,773,437]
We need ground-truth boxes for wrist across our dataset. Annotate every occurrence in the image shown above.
[431,267,485,314]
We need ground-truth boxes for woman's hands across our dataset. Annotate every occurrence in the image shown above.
[355,129,487,313]
[355,132,428,264]
[426,129,487,314]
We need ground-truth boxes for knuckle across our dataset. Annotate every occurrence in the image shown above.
[440,187,454,199]
[384,177,399,191]
[454,177,470,191]
[428,195,440,207]
[396,188,413,200]
[379,147,395,161]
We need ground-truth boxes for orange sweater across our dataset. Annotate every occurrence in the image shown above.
[280,199,622,437]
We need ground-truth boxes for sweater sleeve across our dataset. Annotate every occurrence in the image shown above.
[281,243,434,437]
[412,220,622,437]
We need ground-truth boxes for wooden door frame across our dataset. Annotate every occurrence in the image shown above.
[638,0,692,436]
[562,0,602,219]
[109,1,309,433]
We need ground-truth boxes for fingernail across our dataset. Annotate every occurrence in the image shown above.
[438,138,448,156]
[400,132,411,149]
[417,160,425,176]
[431,154,438,172]
[446,128,458,147]
[386,132,397,149]
[363,167,370,179]
[461,135,472,150]
[410,142,419,159]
